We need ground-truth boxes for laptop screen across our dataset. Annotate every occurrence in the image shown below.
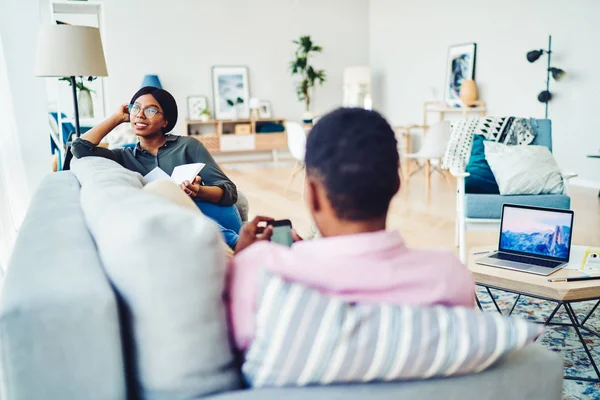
[499,205,574,261]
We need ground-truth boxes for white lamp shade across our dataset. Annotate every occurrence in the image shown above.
[35,25,108,77]
[249,98,260,109]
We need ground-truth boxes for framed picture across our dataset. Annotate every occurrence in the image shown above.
[258,100,272,118]
[212,66,250,120]
[187,96,209,120]
[445,43,477,107]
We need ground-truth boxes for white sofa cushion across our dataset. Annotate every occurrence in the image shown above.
[71,157,240,398]
[483,141,564,195]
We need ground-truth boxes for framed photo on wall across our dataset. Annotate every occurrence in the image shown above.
[187,96,209,120]
[212,66,250,120]
[445,43,477,107]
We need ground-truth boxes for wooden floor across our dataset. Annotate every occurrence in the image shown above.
[224,163,600,253]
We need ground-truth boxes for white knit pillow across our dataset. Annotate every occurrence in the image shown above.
[483,141,564,195]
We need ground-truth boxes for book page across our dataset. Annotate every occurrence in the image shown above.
[170,163,205,185]
[144,167,171,183]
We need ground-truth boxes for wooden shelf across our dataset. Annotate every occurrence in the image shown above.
[185,118,287,154]
[186,118,284,124]
[422,100,487,133]
[186,120,217,124]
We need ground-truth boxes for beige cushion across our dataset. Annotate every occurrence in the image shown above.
[143,180,234,257]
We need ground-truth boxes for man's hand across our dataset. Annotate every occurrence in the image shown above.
[291,229,303,242]
[235,216,274,254]
[181,176,202,197]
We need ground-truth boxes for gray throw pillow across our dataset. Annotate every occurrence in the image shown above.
[483,141,564,195]
[71,157,241,398]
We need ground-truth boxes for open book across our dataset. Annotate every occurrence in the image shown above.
[144,163,205,185]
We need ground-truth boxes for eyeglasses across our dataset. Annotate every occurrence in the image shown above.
[128,104,163,120]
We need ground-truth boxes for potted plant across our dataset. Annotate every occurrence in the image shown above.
[199,108,211,122]
[290,35,326,123]
[226,97,245,119]
[59,76,97,118]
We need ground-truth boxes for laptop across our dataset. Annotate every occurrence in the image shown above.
[476,204,574,276]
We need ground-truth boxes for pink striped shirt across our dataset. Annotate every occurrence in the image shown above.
[226,230,475,351]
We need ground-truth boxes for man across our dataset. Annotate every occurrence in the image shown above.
[228,108,475,352]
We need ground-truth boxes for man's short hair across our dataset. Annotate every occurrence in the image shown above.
[305,108,400,220]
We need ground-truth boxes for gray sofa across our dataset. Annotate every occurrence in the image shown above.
[0,171,564,400]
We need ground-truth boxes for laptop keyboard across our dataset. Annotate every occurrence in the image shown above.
[490,253,563,268]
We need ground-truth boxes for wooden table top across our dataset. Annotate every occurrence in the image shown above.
[468,247,600,302]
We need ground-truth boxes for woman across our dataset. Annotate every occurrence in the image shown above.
[72,86,241,247]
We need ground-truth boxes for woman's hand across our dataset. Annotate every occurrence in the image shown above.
[181,176,202,197]
[235,216,274,253]
[80,104,130,145]
[115,104,130,124]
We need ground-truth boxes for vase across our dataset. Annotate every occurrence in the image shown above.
[302,111,314,124]
[459,79,478,107]
[78,90,94,118]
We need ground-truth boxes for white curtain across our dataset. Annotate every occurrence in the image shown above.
[0,33,30,271]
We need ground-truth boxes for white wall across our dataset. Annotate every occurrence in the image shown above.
[0,0,51,197]
[369,0,600,187]
[102,0,370,134]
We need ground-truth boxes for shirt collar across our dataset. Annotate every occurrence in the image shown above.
[293,230,407,257]
[133,134,178,156]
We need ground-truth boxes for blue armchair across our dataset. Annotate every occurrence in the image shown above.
[452,119,577,262]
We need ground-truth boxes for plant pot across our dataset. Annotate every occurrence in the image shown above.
[78,90,94,118]
[459,79,478,107]
[200,114,210,122]
[302,111,314,124]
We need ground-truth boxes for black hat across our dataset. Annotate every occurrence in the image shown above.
[130,86,178,133]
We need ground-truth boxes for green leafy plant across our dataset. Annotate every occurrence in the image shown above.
[59,76,97,93]
[200,108,211,116]
[290,35,326,112]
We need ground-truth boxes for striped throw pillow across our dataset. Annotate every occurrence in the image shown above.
[242,272,543,388]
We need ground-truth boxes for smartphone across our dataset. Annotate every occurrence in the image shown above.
[267,219,293,247]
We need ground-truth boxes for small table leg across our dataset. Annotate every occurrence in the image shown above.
[477,284,600,383]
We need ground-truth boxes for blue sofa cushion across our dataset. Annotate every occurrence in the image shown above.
[465,135,499,194]
[465,194,571,219]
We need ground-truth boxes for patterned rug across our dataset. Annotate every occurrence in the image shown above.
[476,287,600,400]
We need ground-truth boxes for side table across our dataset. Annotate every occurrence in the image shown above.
[469,247,600,382]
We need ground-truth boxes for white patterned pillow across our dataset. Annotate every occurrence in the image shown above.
[483,141,564,195]
[242,272,543,388]
[442,118,480,171]
[442,117,537,171]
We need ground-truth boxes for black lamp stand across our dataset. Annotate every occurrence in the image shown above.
[70,75,82,138]
[543,35,552,119]
[62,75,81,170]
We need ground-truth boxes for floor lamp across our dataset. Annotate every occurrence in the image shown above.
[35,25,108,169]
[526,35,566,119]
